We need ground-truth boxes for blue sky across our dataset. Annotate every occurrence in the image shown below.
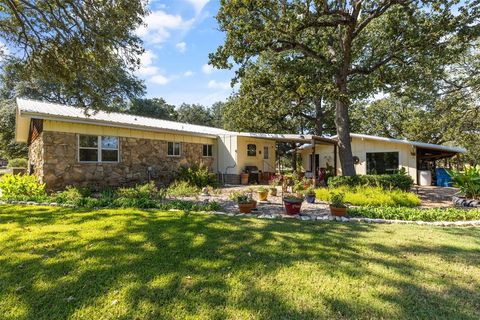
[136,0,235,107]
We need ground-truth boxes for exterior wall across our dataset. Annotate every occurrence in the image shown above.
[31,128,216,190]
[235,136,276,174]
[29,132,44,178]
[43,120,218,172]
[300,137,418,183]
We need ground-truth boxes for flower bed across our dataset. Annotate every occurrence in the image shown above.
[349,206,480,222]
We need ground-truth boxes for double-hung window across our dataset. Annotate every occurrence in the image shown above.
[168,142,181,156]
[79,135,119,162]
[263,146,269,159]
[203,144,213,157]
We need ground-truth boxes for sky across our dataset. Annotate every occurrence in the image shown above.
[135,0,236,107]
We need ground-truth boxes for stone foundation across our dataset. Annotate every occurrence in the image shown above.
[31,131,215,190]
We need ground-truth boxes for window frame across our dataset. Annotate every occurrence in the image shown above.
[203,144,213,157]
[263,146,269,160]
[78,135,120,163]
[167,141,181,157]
[247,143,257,157]
[366,151,399,175]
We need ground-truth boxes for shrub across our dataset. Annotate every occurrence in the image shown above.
[177,163,217,188]
[315,186,421,207]
[167,181,200,197]
[349,207,480,222]
[330,192,346,208]
[328,172,413,191]
[54,186,93,206]
[7,158,28,168]
[448,165,480,200]
[0,174,47,201]
[114,182,165,208]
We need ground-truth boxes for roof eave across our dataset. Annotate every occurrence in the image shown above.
[19,111,220,139]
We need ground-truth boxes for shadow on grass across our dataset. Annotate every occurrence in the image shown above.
[0,205,479,319]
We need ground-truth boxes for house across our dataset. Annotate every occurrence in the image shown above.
[15,98,327,190]
[15,98,465,190]
[296,133,465,184]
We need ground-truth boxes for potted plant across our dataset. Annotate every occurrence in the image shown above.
[305,188,316,203]
[283,195,304,215]
[293,181,305,198]
[257,186,268,201]
[329,192,347,216]
[269,176,279,196]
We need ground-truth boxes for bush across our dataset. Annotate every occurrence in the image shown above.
[167,181,200,197]
[349,207,480,222]
[328,172,413,191]
[113,182,165,208]
[7,158,28,168]
[158,200,220,212]
[177,163,217,188]
[315,186,421,207]
[0,174,47,201]
[448,165,480,200]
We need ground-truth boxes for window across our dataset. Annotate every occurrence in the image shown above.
[263,146,269,159]
[366,152,399,174]
[168,142,181,156]
[247,144,256,156]
[79,135,119,162]
[203,144,213,157]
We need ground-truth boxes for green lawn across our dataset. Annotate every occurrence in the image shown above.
[1,205,480,320]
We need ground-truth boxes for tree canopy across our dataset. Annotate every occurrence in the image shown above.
[0,0,147,110]
[210,0,479,175]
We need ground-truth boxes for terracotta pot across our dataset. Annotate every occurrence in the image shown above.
[284,199,303,215]
[238,203,252,213]
[329,205,347,216]
[240,173,249,185]
[270,188,277,196]
[258,191,268,201]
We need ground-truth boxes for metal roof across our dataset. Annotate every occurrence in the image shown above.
[16,98,231,138]
[297,133,466,153]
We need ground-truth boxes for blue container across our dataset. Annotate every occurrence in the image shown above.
[435,168,452,187]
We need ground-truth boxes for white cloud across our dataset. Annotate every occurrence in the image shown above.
[136,50,160,77]
[183,70,194,77]
[136,10,194,44]
[185,0,210,14]
[151,74,170,85]
[176,42,187,53]
[202,63,215,74]
[208,80,230,90]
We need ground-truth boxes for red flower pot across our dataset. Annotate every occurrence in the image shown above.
[284,199,303,215]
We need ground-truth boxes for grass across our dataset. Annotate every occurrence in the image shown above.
[349,206,480,221]
[316,186,421,207]
[1,205,480,319]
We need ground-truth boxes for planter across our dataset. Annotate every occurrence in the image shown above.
[251,200,257,209]
[238,203,252,213]
[258,191,268,201]
[284,199,303,215]
[270,188,277,196]
[305,194,315,203]
[240,173,249,185]
[329,205,347,216]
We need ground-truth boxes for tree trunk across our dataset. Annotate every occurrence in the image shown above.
[314,98,323,136]
[334,76,356,176]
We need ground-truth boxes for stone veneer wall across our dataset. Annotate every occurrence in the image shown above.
[29,132,44,178]
[33,131,215,190]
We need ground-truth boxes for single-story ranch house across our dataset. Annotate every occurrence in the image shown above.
[15,98,465,190]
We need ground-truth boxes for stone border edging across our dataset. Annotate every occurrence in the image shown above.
[1,200,480,227]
